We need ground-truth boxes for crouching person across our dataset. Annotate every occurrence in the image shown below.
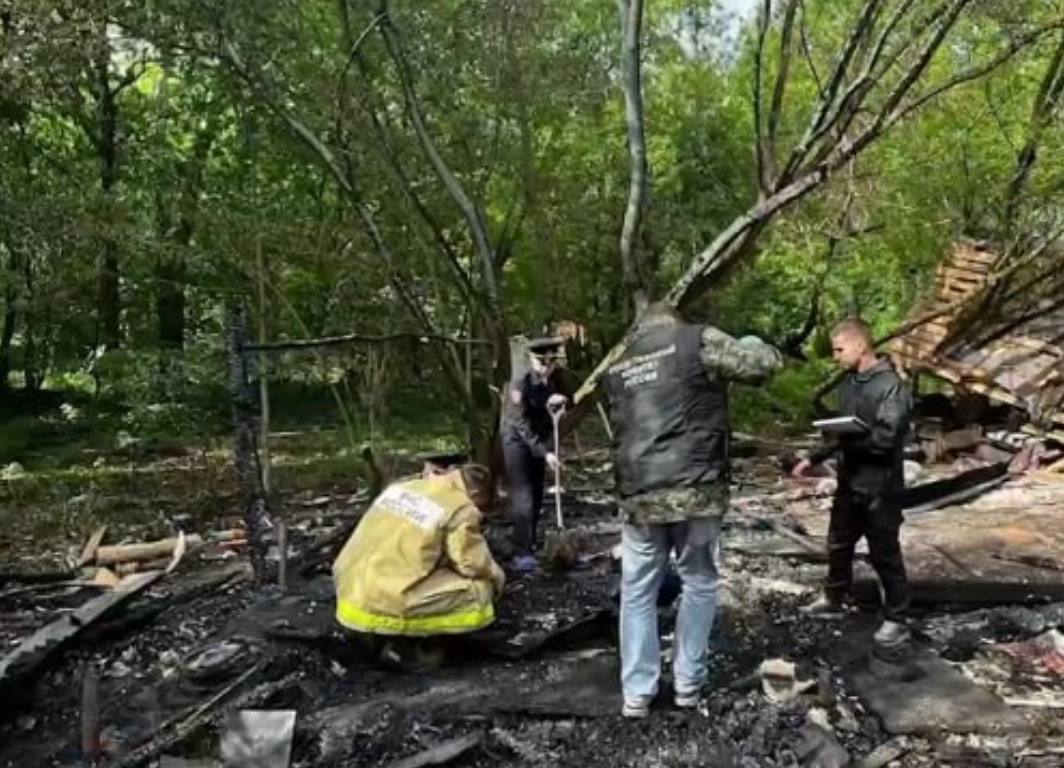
[333,463,505,668]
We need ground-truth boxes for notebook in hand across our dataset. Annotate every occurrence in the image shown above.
[812,415,870,435]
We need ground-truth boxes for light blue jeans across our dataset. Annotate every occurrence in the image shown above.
[620,518,721,699]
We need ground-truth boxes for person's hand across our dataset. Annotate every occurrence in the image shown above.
[791,458,813,478]
[547,393,568,413]
[545,452,562,471]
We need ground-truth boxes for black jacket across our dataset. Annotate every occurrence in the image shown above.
[502,370,566,458]
[605,323,728,497]
[813,358,911,497]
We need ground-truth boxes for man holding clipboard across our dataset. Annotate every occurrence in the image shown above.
[792,319,913,647]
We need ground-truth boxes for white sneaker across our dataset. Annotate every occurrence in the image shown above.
[510,554,539,573]
[874,620,911,647]
[622,695,653,718]
[674,689,700,709]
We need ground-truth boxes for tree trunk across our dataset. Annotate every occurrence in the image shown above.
[156,255,186,351]
[0,252,18,390]
[95,42,121,350]
[1002,30,1064,233]
[156,117,214,380]
[617,0,649,314]
[21,253,40,392]
[156,206,190,353]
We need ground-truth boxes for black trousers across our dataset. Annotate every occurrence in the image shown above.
[503,440,545,556]
[826,488,910,621]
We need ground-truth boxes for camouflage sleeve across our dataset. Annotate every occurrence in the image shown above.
[699,327,783,384]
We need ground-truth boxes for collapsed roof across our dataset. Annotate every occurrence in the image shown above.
[889,238,1064,429]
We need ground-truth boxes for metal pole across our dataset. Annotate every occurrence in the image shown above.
[551,410,564,530]
[257,240,271,495]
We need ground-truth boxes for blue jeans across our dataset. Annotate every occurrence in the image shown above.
[620,518,721,699]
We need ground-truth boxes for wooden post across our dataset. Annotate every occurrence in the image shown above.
[81,664,100,766]
[227,306,269,581]
[277,520,288,593]
[257,240,272,496]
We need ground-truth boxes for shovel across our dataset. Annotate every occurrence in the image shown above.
[543,404,577,570]
[550,406,565,531]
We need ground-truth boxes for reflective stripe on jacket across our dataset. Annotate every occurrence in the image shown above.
[333,472,505,636]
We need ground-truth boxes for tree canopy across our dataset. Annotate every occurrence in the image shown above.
[3,0,1063,445]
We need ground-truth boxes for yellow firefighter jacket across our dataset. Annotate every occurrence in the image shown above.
[333,472,506,636]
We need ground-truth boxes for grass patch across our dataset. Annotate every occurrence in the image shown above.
[0,388,464,564]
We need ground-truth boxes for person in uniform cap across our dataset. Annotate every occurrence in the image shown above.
[604,302,782,718]
[792,318,912,648]
[502,336,570,572]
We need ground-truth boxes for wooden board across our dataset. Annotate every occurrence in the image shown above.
[937,266,986,285]
[947,257,994,274]
[989,334,1064,355]
[951,244,998,266]
[76,526,108,568]
[909,329,947,348]
[936,276,979,292]
[0,570,165,694]
[891,238,1064,427]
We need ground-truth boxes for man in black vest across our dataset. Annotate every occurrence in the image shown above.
[792,318,912,647]
[605,303,781,718]
[502,337,569,572]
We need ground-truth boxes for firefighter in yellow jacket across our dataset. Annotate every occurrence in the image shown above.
[333,463,505,638]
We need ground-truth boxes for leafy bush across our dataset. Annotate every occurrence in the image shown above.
[731,358,833,434]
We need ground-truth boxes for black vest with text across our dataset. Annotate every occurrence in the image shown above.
[605,323,728,497]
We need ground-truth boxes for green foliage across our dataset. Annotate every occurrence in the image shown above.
[0,0,1061,456]
[0,417,35,464]
[731,359,835,434]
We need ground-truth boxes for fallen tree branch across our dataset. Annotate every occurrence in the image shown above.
[574,2,1056,410]
[243,331,489,353]
[105,661,269,768]
[95,535,202,566]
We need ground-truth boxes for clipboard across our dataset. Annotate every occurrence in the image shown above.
[812,415,869,435]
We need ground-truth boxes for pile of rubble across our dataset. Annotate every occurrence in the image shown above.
[2,421,1064,767]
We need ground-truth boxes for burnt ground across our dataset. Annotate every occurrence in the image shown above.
[2,447,1064,767]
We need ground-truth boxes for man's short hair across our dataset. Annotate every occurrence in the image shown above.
[459,463,495,511]
[636,302,686,332]
[831,318,874,348]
